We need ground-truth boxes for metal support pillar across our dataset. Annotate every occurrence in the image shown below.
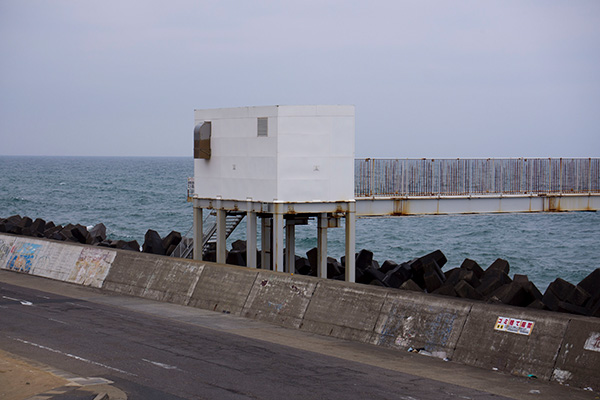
[246,211,257,268]
[193,206,203,261]
[285,219,295,273]
[216,209,226,264]
[261,216,271,270]
[345,205,356,283]
[317,213,328,278]
[273,208,284,273]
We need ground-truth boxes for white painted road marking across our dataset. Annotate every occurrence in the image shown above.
[2,295,33,306]
[66,301,93,309]
[48,317,69,325]
[12,337,137,376]
[142,358,181,370]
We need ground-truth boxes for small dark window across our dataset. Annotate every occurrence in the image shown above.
[257,117,268,137]
[194,121,211,159]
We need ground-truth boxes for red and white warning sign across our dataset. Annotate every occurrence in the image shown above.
[584,332,600,352]
[494,316,535,336]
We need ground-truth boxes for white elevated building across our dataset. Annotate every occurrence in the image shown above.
[191,105,357,281]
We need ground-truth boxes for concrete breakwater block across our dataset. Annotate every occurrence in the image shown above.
[301,280,388,342]
[142,229,166,255]
[454,280,483,300]
[98,239,140,252]
[490,281,532,307]
[88,222,107,243]
[226,249,246,267]
[70,224,93,245]
[303,248,345,279]
[188,263,258,315]
[460,258,484,279]
[242,272,318,329]
[445,268,480,288]
[381,262,412,288]
[476,263,512,298]
[162,231,182,256]
[453,303,570,380]
[0,215,31,236]
[541,271,600,317]
[294,256,311,275]
[373,291,472,359]
[486,258,510,275]
[399,279,423,291]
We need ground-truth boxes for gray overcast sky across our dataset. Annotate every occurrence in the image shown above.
[1,0,599,158]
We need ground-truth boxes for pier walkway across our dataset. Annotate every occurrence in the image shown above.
[355,157,600,215]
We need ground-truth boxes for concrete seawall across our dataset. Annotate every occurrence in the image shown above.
[1,232,599,391]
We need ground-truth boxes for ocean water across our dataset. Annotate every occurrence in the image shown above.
[1,156,599,291]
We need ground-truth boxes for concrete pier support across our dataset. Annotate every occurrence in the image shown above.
[192,198,356,282]
[285,220,295,273]
[317,213,328,278]
[193,207,203,261]
[246,211,257,268]
[345,205,356,283]
[273,208,284,273]
[216,209,227,264]
[261,217,271,270]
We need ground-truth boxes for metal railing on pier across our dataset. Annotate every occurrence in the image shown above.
[355,158,600,197]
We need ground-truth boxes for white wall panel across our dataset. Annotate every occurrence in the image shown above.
[193,105,354,203]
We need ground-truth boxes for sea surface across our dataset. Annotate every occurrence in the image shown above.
[1,156,599,291]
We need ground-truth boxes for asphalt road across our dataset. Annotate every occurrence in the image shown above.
[0,271,594,400]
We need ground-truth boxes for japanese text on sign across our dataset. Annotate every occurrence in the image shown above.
[494,316,534,336]
[584,332,600,353]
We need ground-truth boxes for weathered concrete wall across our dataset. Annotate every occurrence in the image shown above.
[188,264,258,314]
[301,280,387,342]
[453,303,570,380]
[1,232,598,391]
[102,250,203,305]
[372,292,472,360]
[553,317,600,389]
[242,271,318,329]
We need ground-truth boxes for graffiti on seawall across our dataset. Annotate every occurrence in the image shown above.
[69,247,116,287]
[6,242,42,273]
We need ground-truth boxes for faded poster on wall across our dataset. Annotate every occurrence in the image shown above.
[5,242,42,273]
[0,236,17,269]
[68,248,116,288]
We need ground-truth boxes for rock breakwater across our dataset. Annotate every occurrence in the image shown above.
[2,214,598,318]
[0,214,180,256]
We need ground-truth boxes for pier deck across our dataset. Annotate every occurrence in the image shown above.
[354,158,600,215]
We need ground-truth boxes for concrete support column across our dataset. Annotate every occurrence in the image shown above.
[272,206,284,273]
[317,213,328,278]
[193,206,203,261]
[345,205,356,283]
[246,211,257,268]
[261,216,271,270]
[285,219,295,273]
[216,209,227,264]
